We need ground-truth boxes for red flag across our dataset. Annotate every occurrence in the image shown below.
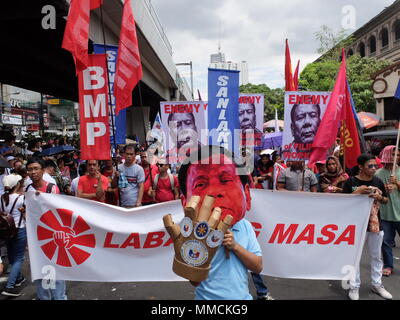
[78,54,111,160]
[293,60,300,90]
[62,0,103,73]
[285,39,295,91]
[90,0,103,10]
[114,0,143,115]
[309,49,360,168]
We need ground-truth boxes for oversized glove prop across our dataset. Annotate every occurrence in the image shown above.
[163,195,233,282]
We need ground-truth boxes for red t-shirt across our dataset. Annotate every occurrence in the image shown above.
[142,165,159,204]
[28,181,60,194]
[78,175,109,202]
[155,174,179,203]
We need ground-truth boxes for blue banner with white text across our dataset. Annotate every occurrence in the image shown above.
[207,68,240,155]
[94,44,126,146]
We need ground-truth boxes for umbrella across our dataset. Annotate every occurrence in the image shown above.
[264,120,284,130]
[357,112,380,129]
[39,145,75,156]
[256,132,283,150]
[0,156,11,168]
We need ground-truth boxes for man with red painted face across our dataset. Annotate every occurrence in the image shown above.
[178,145,263,300]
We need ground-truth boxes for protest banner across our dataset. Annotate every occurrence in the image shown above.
[93,44,127,146]
[78,54,111,160]
[26,190,371,282]
[160,101,208,164]
[208,69,240,155]
[238,93,264,147]
[282,92,331,161]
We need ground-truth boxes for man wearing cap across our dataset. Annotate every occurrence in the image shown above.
[375,145,400,277]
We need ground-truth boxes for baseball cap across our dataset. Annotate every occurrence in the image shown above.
[2,174,22,189]
[6,156,15,161]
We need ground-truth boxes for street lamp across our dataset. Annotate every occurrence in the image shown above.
[176,61,194,100]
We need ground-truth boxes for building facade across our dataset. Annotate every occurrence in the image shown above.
[209,52,249,86]
[344,0,400,123]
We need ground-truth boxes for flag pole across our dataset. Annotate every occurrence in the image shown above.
[392,123,400,176]
[100,5,118,155]
[341,120,347,172]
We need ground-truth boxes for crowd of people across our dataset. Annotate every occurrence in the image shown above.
[0,132,399,301]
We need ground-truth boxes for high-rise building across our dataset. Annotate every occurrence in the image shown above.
[209,52,249,85]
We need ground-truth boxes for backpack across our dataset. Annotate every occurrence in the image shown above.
[0,194,23,239]
[25,182,55,194]
[153,173,175,192]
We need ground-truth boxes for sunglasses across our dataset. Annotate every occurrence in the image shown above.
[367,164,379,169]
[157,163,167,167]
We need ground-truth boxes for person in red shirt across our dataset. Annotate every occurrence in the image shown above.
[139,151,159,206]
[148,160,179,203]
[77,160,109,203]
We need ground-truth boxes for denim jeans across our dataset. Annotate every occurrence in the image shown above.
[251,272,268,297]
[350,231,384,289]
[381,220,400,269]
[6,228,27,289]
[35,279,67,300]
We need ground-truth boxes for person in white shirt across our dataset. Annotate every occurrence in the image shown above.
[0,174,26,297]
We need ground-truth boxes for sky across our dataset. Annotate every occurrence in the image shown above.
[150,0,395,99]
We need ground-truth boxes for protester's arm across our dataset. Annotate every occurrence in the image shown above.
[77,179,96,199]
[136,183,144,207]
[111,171,119,189]
[95,174,105,201]
[276,182,286,190]
[223,230,263,274]
[77,190,96,199]
[173,177,180,200]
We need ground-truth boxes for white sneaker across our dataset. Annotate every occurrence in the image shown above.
[371,286,392,300]
[348,288,359,300]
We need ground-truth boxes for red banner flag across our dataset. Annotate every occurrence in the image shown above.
[293,60,300,90]
[114,0,143,115]
[90,0,103,10]
[78,54,111,160]
[62,0,103,73]
[309,49,360,168]
[285,39,295,91]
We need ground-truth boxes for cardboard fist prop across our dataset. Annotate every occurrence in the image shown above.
[163,195,233,282]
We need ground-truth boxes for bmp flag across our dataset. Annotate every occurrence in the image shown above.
[208,68,240,155]
[78,54,111,160]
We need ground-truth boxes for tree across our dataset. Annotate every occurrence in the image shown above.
[239,83,285,121]
[299,55,391,113]
[315,25,354,61]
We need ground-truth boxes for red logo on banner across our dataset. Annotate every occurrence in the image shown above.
[78,54,111,160]
[37,209,96,267]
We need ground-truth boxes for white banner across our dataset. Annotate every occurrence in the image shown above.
[26,190,372,282]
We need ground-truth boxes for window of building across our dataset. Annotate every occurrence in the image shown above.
[358,42,365,57]
[384,97,400,120]
[347,49,354,57]
[369,36,376,54]
[395,21,400,41]
[381,28,389,47]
